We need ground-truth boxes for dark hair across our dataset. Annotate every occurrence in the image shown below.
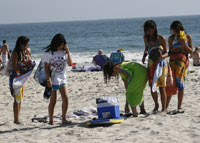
[144,20,158,42]
[103,62,118,83]
[13,36,29,61]
[170,21,185,35]
[3,40,6,43]
[44,33,67,54]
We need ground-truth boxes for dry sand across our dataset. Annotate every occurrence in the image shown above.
[0,65,200,143]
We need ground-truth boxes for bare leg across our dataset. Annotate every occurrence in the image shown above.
[159,87,167,112]
[124,97,130,113]
[139,101,146,114]
[178,90,184,110]
[13,98,21,124]
[131,106,138,117]
[48,90,57,125]
[166,95,172,109]
[150,87,159,112]
[59,86,70,123]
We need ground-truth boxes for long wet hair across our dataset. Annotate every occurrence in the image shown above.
[103,62,118,83]
[13,36,29,61]
[170,21,186,37]
[44,33,67,54]
[144,20,158,42]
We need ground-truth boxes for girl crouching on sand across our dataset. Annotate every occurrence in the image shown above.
[103,61,148,117]
[43,33,72,125]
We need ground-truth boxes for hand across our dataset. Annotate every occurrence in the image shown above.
[142,51,148,64]
[142,57,146,64]
[157,50,164,61]
[64,44,70,54]
[47,79,52,88]
[24,62,33,68]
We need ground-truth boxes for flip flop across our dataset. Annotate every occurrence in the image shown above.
[62,120,72,124]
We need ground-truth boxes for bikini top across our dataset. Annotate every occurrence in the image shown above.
[172,36,189,48]
[147,40,161,54]
[171,36,189,55]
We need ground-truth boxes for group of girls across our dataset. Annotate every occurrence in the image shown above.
[9,20,192,125]
[103,20,193,117]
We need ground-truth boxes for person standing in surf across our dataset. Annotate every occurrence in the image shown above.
[43,33,72,125]
[142,20,168,113]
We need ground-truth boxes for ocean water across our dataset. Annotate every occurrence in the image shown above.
[0,15,200,66]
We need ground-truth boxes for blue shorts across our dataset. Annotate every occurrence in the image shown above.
[52,83,66,90]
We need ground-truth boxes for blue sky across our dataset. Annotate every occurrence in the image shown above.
[0,0,199,24]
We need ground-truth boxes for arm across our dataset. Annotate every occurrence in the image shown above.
[179,35,193,54]
[168,37,173,54]
[142,37,148,64]
[10,52,28,70]
[113,65,130,80]
[122,76,130,113]
[44,62,52,88]
[64,44,72,66]
[159,35,168,58]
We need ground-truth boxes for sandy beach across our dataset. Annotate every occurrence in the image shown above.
[0,65,200,143]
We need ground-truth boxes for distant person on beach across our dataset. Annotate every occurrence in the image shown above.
[142,20,168,113]
[167,21,193,113]
[43,33,72,125]
[92,49,109,68]
[103,61,148,117]
[110,48,125,64]
[10,36,35,124]
[192,46,200,66]
[0,40,10,69]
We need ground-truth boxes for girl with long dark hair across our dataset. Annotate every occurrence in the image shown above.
[43,33,72,125]
[10,36,34,124]
[142,20,168,113]
[167,21,193,112]
[103,61,148,117]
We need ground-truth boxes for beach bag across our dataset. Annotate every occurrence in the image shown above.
[34,60,55,99]
[165,65,177,96]
[110,52,123,63]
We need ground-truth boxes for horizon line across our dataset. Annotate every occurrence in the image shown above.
[0,14,199,25]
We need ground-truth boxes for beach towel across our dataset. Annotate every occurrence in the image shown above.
[165,66,178,96]
[169,53,188,91]
[152,59,167,92]
[120,62,148,107]
[10,62,35,103]
[148,46,168,87]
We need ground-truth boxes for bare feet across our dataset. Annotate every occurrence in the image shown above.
[49,120,54,125]
[139,110,147,115]
[125,105,130,113]
[14,120,21,124]
[177,108,184,113]
[153,104,159,113]
[132,114,138,117]
[62,120,72,124]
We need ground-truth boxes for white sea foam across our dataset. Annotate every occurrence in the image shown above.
[31,50,145,71]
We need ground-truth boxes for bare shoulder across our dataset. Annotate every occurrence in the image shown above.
[158,34,166,40]
[186,34,192,40]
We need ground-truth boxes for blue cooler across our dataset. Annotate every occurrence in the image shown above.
[96,96,120,119]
